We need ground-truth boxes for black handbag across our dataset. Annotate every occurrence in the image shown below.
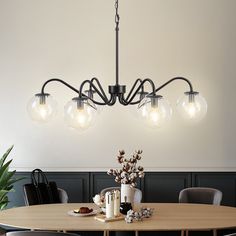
[23,169,61,205]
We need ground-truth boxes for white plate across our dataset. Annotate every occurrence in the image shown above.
[67,209,100,217]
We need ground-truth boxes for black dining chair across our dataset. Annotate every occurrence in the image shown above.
[179,187,223,236]
[23,187,69,206]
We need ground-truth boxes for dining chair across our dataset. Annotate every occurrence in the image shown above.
[100,186,142,203]
[179,187,223,236]
[179,187,222,205]
[57,188,69,203]
[6,232,78,236]
[23,187,69,205]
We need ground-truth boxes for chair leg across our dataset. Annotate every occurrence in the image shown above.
[213,229,217,236]
[103,231,109,236]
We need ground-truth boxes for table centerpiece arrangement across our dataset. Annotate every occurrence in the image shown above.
[107,150,145,203]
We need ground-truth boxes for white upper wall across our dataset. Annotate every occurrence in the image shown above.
[0,0,235,171]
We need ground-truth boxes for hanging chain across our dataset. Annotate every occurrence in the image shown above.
[115,0,120,27]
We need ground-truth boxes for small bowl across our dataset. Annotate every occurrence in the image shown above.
[120,202,132,215]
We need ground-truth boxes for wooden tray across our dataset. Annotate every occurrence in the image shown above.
[94,214,125,222]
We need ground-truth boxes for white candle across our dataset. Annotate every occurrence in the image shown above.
[105,191,114,218]
[114,190,120,217]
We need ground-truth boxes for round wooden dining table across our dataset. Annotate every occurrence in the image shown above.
[0,203,236,235]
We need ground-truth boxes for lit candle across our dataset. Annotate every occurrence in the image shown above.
[114,190,120,217]
[105,191,114,218]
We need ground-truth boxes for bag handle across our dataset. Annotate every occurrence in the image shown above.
[31,168,54,204]
[31,169,49,186]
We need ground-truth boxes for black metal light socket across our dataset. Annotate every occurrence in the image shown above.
[147,95,163,108]
[35,93,50,105]
[84,90,96,99]
[72,97,85,110]
[137,91,149,100]
[184,91,199,103]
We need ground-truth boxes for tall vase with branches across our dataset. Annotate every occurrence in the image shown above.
[107,150,144,203]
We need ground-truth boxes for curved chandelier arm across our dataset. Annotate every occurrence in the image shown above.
[125,78,143,101]
[79,79,110,104]
[118,93,141,106]
[83,78,119,106]
[120,78,156,105]
[41,78,81,95]
[91,92,116,106]
[77,77,116,106]
[92,93,116,106]
[154,76,194,94]
[90,77,109,101]
[107,94,117,106]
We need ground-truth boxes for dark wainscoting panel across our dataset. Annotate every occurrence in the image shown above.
[192,172,236,206]
[7,172,30,208]
[142,172,191,202]
[90,172,120,200]
[46,172,90,203]
[7,171,236,208]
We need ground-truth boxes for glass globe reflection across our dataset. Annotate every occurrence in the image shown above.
[64,97,97,131]
[177,92,207,122]
[137,95,172,128]
[27,94,57,123]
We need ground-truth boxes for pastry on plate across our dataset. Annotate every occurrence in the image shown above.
[73,207,93,214]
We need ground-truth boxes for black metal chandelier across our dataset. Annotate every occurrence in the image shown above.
[28,0,207,131]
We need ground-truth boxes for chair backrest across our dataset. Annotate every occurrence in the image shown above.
[100,186,142,203]
[58,188,69,203]
[6,231,78,236]
[179,187,222,205]
[23,187,68,206]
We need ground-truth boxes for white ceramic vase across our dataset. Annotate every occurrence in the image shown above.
[120,184,134,204]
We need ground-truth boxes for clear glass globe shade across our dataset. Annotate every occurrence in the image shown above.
[84,90,103,114]
[137,96,172,128]
[27,94,57,123]
[129,92,148,119]
[64,99,97,131]
[177,92,207,122]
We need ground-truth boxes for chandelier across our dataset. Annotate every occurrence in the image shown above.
[28,0,207,131]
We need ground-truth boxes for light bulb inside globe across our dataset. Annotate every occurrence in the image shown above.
[148,107,161,123]
[27,93,57,123]
[177,91,207,122]
[137,95,172,128]
[64,97,97,131]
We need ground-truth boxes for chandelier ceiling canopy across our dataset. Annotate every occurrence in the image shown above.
[28,0,207,131]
